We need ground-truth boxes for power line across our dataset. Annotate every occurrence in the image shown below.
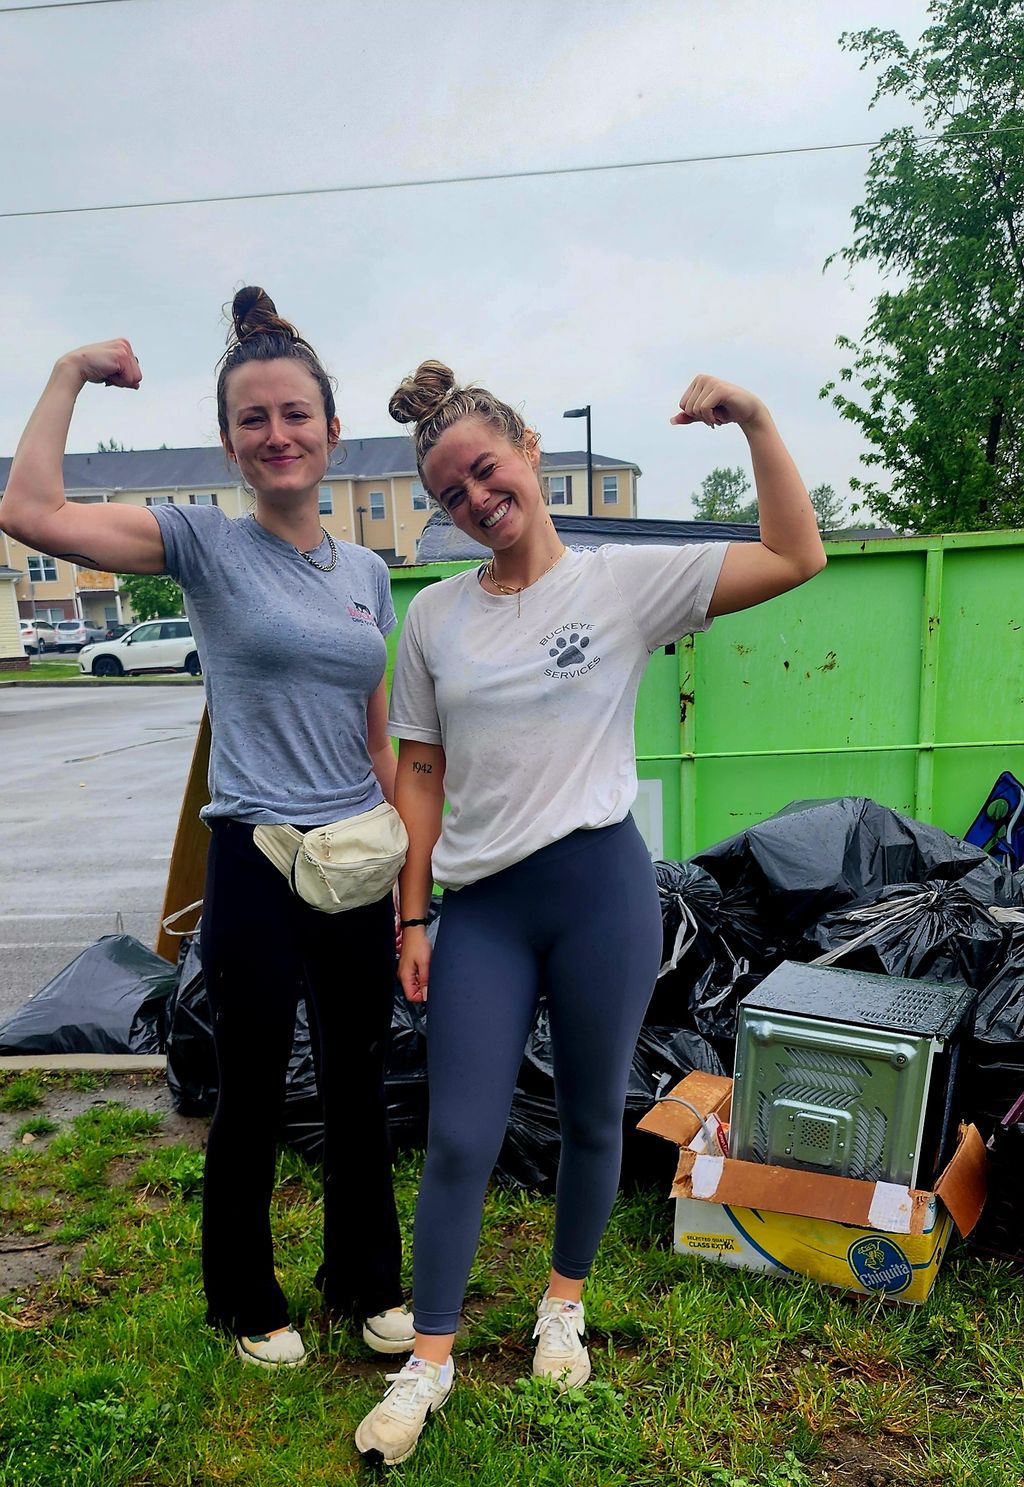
[0,0,141,13]
[3,125,1023,222]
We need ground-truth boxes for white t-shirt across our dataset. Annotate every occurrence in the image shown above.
[388,542,728,889]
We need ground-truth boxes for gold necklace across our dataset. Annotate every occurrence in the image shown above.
[483,547,567,618]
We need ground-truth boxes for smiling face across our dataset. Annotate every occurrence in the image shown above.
[422,416,545,551]
[221,358,340,501]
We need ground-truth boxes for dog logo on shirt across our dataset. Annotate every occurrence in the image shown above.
[550,633,590,667]
[347,599,375,624]
[539,622,600,679]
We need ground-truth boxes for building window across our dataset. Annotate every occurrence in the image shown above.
[411,480,429,511]
[146,495,174,506]
[602,475,618,505]
[547,475,572,505]
[189,493,218,507]
[369,490,386,521]
[27,555,58,583]
[318,486,334,516]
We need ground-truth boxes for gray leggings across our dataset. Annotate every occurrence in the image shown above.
[413,816,661,1334]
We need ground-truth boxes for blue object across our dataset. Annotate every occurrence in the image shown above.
[965,772,1024,870]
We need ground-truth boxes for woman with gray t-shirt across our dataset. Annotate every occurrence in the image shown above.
[0,288,414,1369]
[354,362,827,1467]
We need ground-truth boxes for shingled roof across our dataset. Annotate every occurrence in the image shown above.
[0,441,639,493]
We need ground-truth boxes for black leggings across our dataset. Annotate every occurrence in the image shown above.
[201,818,402,1336]
[412,816,661,1335]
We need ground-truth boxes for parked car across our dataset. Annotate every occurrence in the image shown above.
[104,622,131,640]
[18,618,59,654]
[53,618,107,652]
[78,617,202,678]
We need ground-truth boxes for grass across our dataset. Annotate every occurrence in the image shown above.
[1,659,198,684]
[0,1072,1021,1486]
[1,659,81,681]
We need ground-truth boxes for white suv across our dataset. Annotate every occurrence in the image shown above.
[54,618,107,652]
[19,619,58,654]
[78,618,202,678]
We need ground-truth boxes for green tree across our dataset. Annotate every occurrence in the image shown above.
[117,573,183,620]
[97,438,127,452]
[821,1,1024,533]
[809,482,846,533]
[692,466,753,521]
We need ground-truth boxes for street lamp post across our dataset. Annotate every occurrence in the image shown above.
[356,505,367,546]
[562,405,592,517]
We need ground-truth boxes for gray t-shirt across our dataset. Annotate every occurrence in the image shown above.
[388,542,727,888]
[154,504,396,826]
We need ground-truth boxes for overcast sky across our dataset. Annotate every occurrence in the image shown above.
[1,0,934,520]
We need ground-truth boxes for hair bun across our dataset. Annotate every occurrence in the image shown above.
[389,360,457,426]
[230,286,299,346]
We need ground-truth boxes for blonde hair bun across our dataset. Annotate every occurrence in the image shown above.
[388,360,457,425]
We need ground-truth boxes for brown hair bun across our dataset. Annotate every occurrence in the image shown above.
[229,286,300,346]
[388,360,457,425]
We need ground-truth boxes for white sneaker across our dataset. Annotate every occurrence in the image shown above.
[235,1325,306,1370]
[532,1297,591,1389]
[362,1305,416,1355]
[355,1358,454,1466]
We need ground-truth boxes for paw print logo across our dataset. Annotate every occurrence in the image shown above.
[549,633,591,667]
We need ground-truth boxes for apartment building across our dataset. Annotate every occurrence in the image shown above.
[0,440,640,628]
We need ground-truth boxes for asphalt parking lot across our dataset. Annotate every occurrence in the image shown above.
[0,687,206,1025]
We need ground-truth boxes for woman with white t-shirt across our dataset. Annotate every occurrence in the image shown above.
[354,364,826,1467]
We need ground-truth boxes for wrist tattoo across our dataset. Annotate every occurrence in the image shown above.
[412,761,433,774]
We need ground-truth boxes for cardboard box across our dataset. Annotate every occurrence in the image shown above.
[637,1071,987,1304]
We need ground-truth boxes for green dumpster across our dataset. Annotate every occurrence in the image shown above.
[386,530,1024,860]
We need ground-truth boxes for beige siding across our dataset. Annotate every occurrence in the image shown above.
[544,464,636,517]
[0,578,25,659]
[597,470,634,516]
[353,480,393,553]
[391,475,431,563]
[319,479,356,543]
[9,540,75,610]
[108,485,245,517]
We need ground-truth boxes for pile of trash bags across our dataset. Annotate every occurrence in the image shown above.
[2,796,1022,1240]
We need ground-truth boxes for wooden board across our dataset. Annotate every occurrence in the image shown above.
[155,707,211,963]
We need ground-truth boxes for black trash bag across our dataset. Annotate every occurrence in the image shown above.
[0,934,176,1056]
[164,932,218,1116]
[246,991,427,1164]
[496,1087,562,1192]
[381,993,430,1148]
[969,1088,1024,1266]
[620,1023,727,1188]
[164,923,430,1151]
[796,880,1006,990]
[693,797,998,967]
[689,957,764,1065]
[647,861,723,1023]
[495,1006,724,1191]
[965,925,1024,1135]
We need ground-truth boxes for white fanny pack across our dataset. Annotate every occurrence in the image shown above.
[252,801,408,914]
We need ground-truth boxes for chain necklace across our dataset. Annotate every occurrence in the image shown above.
[298,527,338,573]
[483,546,566,618]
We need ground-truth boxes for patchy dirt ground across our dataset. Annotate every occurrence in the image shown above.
[0,1072,208,1296]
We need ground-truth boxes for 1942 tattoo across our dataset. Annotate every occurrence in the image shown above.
[412,761,433,774]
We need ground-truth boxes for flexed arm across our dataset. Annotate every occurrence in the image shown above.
[0,341,166,575]
[672,375,826,617]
